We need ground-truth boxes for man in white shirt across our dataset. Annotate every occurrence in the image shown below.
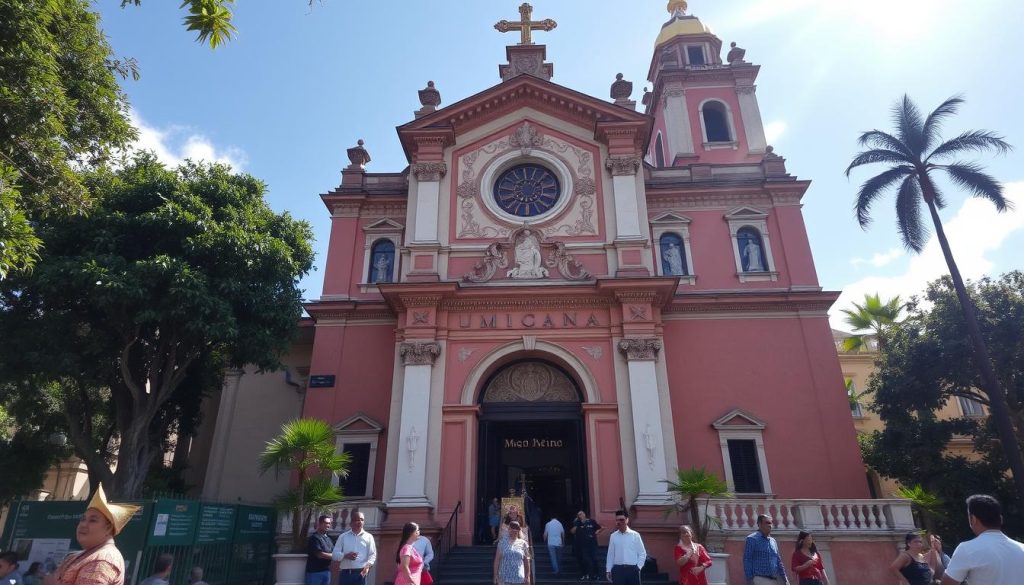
[544,517,566,575]
[942,494,1024,585]
[605,510,646,585]
[331,512,377,585]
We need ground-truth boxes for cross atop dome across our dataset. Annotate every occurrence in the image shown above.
[494,3,557,46]
[667,0,689,16]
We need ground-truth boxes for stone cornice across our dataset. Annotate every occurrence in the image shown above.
[440,297,610,312]
[399,341,442,366]
[618,337,662,361]
[663,290,840,315]
[304,300,396,323]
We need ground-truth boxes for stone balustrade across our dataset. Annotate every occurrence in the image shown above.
[706,498,916,534]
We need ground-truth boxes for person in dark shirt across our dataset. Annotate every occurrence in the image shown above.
[571,510,602,581]
[306,515,335,585]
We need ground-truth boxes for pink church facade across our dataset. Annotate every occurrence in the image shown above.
[298,4,915,583]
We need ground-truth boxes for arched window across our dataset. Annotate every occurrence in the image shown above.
[369,239,395,283]
[736,227,766,272]
[655,134,666,168]
[659,233,687,276]
[702,101,732,142]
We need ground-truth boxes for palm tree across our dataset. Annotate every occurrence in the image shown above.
[893,485,944,534]
[261,418,350,552]
[840,293,904,352]
[663,467,732,545]
[845,94,1024,502]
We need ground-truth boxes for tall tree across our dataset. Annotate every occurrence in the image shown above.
[860,272,1024,539]
[845,95,1024,503]
[839,292,904,352]
[0,0,136,277]
[121,1,320,48]
[0,154,314,497]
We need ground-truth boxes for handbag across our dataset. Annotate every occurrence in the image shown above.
[421,569,434,585]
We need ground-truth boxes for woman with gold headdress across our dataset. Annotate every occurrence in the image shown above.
[46,485,139,585]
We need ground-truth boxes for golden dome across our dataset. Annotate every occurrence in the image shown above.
[655,15,713,48]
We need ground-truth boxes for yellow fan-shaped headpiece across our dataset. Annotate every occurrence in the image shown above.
[87,484,141,535]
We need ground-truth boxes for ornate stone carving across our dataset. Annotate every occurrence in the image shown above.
[411,161,447,182]
[582,346,603,360]
[736,85,757,95]
[457,347,477,363]
[462,225,591,283]
[463,242,509,283]
[481,361,578,403]
[510,122,544,156]
[412,311,430,324]
[628,305,649,321]
[606,156,641,176]
[610,73,633,100]
[617,337,662,361]
[418,81,442,107]
[727,42,747,64]
[405,426,420,470]
[346,139,371,169]
[399,341,442,366]
[642,423,657,470]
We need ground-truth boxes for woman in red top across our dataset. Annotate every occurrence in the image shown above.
[791,531,829,585]
[673,525,712,585]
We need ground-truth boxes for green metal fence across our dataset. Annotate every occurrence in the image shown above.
[0,498,276,585]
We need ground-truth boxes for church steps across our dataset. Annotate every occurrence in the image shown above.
[434,546,672,585]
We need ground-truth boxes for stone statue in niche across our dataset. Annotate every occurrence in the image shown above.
[743,239,765,272]
[373,254,392,282]
[507,228,548,279]
[663,241,684,275]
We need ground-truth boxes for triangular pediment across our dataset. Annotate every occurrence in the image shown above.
[333,413,384,434]
[362,218,404,231]
[724,206,769,220]
[650,211,692,225]
[398,75,652,160]
[712,408,766,430]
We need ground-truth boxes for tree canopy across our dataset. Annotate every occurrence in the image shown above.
[0,154,314,498]
[861,272,1024,541]
[0,0,137,277]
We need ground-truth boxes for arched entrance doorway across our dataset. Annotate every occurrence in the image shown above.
[476,359,589,542]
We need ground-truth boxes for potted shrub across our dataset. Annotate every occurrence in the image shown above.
[663,467,732,585]
[261,418,350,585]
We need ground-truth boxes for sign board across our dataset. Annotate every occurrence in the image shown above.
[147,499,197,546]
[232,505,275,544]
[196,504,236,544]
[309,375,336,388]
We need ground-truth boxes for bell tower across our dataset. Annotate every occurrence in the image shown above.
[644,0,768,167]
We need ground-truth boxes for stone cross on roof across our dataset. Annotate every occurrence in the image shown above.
[494,3,557,45]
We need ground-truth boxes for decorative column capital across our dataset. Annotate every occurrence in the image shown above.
[411,162,448,182]
[605,156,641,176]
[618,337,662,361]
[399,341,442,366]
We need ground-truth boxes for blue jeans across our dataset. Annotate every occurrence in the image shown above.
[547,545,562,574]
[305,571,330,585]
[338,568,367,585]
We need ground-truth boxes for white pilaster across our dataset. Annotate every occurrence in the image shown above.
[411,163,446,243]
[663,88,696,160]
[737,86,768,154]
[618,338,671,505]
[202,368,243,500]
[388,341,441,507]
[606,157,643,239]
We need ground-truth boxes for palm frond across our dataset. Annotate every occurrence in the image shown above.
[892,95,925,156]
[895,175,928,252]
[926,130,1012,162]
[840,306,873,332]
[853,165,915,227]
[845,150,912,177]
[857,130,912,157]
[921,95,964,152]
[931,183,947,210]
[841,335,866,353]
[941,163,1012,212]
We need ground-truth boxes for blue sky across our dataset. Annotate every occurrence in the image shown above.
[95,0,1024,329]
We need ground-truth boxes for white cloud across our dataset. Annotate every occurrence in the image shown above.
[128,111,247,170]
[830,181,1024,331]
[763,120,787,146]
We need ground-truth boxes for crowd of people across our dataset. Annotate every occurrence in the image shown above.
[4,488,1024,585]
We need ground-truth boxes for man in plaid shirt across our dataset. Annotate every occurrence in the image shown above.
[743,515,790,585]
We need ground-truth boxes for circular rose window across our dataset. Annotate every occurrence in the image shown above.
[492,164,561,218]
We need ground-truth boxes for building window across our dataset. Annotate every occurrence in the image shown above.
[727,439,764,494]
[736,227,767,272]
[686,45,706,65]
[851,401,864,417]
[339,442,371,497]
[659,233,688,276]
[701,101,732,142]
[369,239,395,283]
[959,396,985,417]
[655,134,666,168]
[713,409,773,495]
